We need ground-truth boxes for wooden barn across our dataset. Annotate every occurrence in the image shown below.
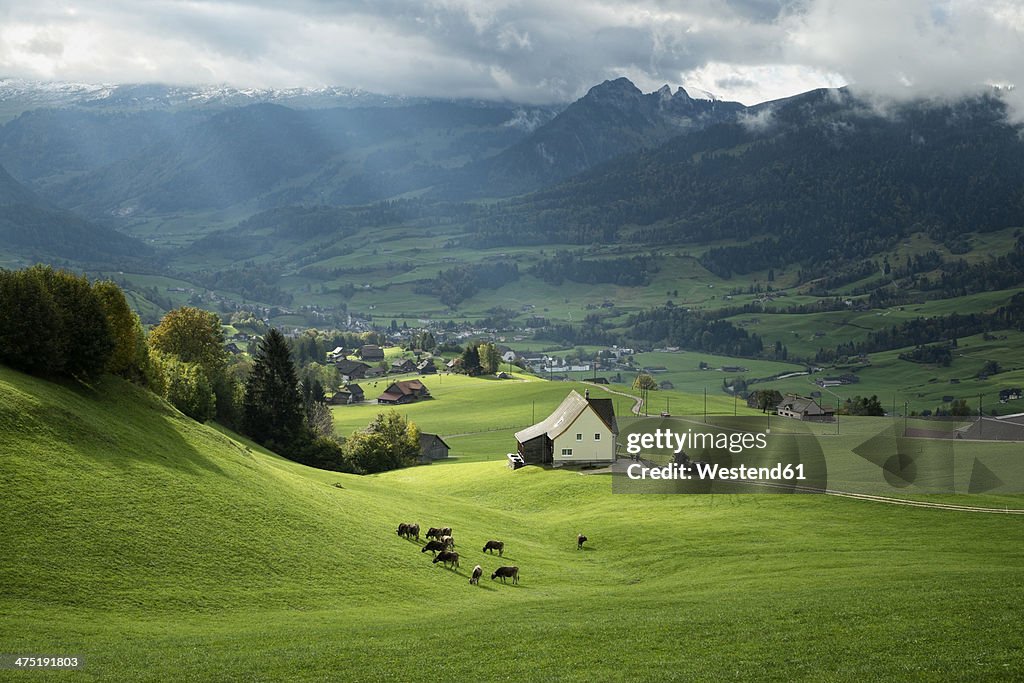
[513,389,617,467]
[418,433,450,463]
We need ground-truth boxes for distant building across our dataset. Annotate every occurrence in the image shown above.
[391,358,416,373]
[999,388,1023,403]
[418,433,450,463]
[513,389,617,467]
[358,345,385,362]
[776,395,835,422]
[416,358,437,375]
[329,384,365,405]
[334,359,372,382]
[377,379,431,405]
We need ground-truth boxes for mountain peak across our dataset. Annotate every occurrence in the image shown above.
[584,77,643,102]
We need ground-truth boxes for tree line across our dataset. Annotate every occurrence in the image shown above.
[0,266,420,475]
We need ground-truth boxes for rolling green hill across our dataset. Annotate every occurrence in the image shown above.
[3,365,1024,680]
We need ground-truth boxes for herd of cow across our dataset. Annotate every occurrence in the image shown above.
[396,523,590,585]
[396,522,520,584]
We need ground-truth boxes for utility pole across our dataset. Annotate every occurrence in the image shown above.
[979,393,983,436]
[704,387,708,423]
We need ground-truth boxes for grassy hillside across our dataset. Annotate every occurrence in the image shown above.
[2,365,1024,681]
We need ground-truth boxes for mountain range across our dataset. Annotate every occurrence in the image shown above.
[1,77,1023,277]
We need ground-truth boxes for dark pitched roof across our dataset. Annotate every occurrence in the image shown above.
[335,359,371,375]
[418,432,450,450]
[586,397,618,435]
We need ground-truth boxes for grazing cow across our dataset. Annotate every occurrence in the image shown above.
[433,551,460,569]
[406,523,420,541]
[396,523,409,538]
[491,566,519,584]
[421,540,447,555]
[439,535,455,549]
[440,526,452,537]
[425,527,443,540]
[577,534,588,550]
[470,565,483,585]
[482,540,504,556]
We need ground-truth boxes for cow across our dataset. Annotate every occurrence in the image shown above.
[440,526,452,537]
[421,540,447,555]
[470,565,483,585]
[577,534,588,550]
[439,535,455,549]
[433,551,460,569]
[491,566,519,584]
[482,540,504,556]
[406,523,420,541]
[425,527,444,540]
[396,523,409,538]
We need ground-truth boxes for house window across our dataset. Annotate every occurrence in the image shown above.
[576,433,583,441]
[594,433,601,440]
[561,448,573,456]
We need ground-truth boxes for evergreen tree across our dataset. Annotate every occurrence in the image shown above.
[460,343,481,375]
[243,328,305,448]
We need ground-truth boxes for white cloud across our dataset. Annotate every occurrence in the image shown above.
[0,0,1020,112]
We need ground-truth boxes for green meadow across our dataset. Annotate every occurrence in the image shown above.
[3,365,1024,681]
[331,372,750,461]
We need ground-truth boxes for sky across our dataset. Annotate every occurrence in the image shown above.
[0,0,1022,110]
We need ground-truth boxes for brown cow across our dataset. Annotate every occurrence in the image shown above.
[433,551,460,569]
[491,566,519,584]
[482,540,504,556]
[425,527,444,540]
[406,523,420,541]
[421,540,447,555]
[470,565,483,585]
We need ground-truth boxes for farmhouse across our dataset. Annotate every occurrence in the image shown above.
[418,433,450,463]
[416,358,437,375]
[377,379,431,405]
[329,384,364,405]
[999,388,1023,403]
[776,395,835,422]
[391,358,416,373]
[358,345,385,362]
[513,389,617,467]
[334,359,372,382]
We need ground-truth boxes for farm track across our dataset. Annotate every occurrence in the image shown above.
[823,489,1024,514]
[746,479,1024,514]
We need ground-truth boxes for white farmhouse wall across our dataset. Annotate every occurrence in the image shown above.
[552,407,614,464]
